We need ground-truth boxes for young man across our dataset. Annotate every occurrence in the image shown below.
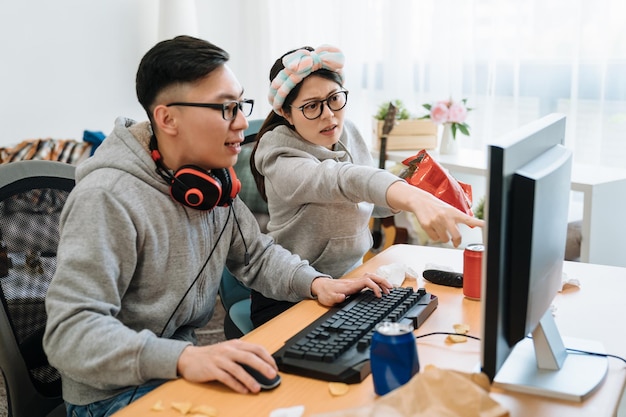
[43,36,391,417]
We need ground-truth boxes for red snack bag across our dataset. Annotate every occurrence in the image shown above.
[399,150,474,216]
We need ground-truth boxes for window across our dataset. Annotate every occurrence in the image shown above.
[208,0,626,168]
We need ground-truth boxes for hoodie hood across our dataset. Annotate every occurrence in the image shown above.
[258,120,365,165]
[76,117,167,195]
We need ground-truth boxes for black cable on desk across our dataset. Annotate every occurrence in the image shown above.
[566,348,626,364]
[415,331,481,341]
[416,332,626,364]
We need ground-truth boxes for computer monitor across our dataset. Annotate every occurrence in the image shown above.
[481,113,608,401]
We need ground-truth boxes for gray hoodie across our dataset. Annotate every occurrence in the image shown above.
[254,120,401,278]
[43,117,322,405]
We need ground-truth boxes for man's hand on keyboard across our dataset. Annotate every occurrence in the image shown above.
[310,273,393,306]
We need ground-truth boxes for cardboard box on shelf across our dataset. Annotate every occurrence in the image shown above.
[372,119,438,151]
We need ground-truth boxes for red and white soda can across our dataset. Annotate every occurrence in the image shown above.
[463,243,484,300]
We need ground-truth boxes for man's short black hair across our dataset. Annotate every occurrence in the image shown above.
[136,36,230,121]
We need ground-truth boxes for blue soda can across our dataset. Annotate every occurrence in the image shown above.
[370,321,419,396]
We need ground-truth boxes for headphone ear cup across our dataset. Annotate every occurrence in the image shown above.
[227,166,241,201]
[212,167,240,206]
[171,166,222,210]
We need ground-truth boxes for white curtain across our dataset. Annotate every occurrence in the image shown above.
[158,0,198,40]
[200,0,626,168]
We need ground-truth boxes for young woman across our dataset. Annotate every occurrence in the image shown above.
[249,45,483,326]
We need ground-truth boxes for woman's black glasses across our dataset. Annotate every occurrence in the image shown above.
[293,91,348,120]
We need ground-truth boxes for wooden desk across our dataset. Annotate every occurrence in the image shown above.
[113,245,626,417]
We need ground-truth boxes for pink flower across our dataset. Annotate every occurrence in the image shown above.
[429,101,450,124]
[447,102,468,123]
[421,98,472,139]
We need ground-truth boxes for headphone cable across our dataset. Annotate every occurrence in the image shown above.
[156,209,231,338]
[127,207,232,405]
[231,204,250,266]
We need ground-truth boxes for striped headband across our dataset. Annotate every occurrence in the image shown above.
[268,45,345,114]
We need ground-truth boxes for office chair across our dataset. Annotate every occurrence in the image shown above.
[0,160,75,417]
[219,119,267,339]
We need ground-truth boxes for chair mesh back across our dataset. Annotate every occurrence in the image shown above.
[0,186,68,397]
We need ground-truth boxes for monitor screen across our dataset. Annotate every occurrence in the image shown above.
[480,113,607,401]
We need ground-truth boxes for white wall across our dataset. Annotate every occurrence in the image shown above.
[0,1,148,145]
[0,0,272,147]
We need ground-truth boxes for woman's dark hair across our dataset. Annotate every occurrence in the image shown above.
[250,47,344,201]
[136,35,229,123]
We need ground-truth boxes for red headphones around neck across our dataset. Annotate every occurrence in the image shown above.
[149,135,241,210]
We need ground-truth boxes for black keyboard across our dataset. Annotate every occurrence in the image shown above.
[272,287,438,384]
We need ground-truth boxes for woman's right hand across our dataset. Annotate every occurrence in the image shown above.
[386,181,484,247]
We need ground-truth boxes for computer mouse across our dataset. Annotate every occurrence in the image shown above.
[239,363,282,390]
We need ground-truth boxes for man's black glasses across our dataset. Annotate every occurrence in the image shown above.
[293,91,348,120]
[166,99,254,121]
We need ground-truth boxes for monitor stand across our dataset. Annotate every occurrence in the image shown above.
[494,310,608,402]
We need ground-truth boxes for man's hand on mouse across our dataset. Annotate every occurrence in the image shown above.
[311,273,393,306]
[176,339,278,394]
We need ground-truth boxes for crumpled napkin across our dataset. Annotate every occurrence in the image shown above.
[270,405,305,417]
[375,263,422,287]
[311,366,509,417]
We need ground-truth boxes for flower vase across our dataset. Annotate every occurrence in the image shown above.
[439,123,458,155]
